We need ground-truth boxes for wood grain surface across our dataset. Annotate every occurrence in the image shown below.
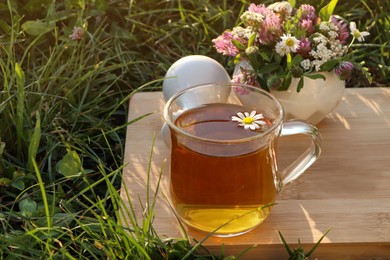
[120,88,390,259]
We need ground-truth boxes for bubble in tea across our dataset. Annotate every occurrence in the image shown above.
[170,103,278,236]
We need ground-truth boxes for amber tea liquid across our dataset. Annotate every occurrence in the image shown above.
[170,103,278,236]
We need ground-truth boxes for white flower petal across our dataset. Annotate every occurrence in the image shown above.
[255,120,266,125]
[349,22,357,31]
[253,114,264,120]
[249,111,256,117]
[231,116,242,122]
[237,112,245,119]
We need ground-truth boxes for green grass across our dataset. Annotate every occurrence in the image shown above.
[0,0,389,258]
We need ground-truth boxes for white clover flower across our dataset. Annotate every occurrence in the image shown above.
[309,31,350,70]
[268,1,293,16]
[245,46,259,55]
[330,40,347,57]
[318,44,332,60]
[313,34,327,44]
[240,11,264,28]
[275,34,300,56]
[328,22,338,32]
[350,22,370,42]
[231,111,267,130]
[301,59,312,70]
[310,44,332,70]
[319,22,330,31]
[328,30,339,39]
[312,60,325,71]
[232,26,255,40]
[231,26,246,38]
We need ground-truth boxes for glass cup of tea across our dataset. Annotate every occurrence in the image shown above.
[163,83,322,237]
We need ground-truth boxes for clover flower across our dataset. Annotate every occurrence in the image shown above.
[299,4,317,22]
[297,38,311,58]
[245,46,259,55]
[268,1,293,18]
[248,3,268,16]
[231,83,251,95]
[258,11,283,44]
[349,22,370,42]
[299,19,315,35]
[212,31,240,56]
[69,26,85,41]
[331,16,349,44]
[231,111,267,130]
[301,59,312,70]
[241,11,264,28]
[231,67,259,88]
[231,26,254,41]
[335,61,354,80]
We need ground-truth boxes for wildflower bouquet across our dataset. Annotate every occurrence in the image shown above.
[213,0,371,92]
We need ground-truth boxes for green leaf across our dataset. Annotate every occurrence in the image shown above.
[305,73,326,80]
[11,171,25,190]
[278,231,293,256]
[19,196,37,216]
[296,77,304,92]
[274,53,282,64]
[231,39,246,51]
[28,112,41,173]
[305,227,332,257]
[21,20,55,36]
[13,170,26,180]
[278,73,292,91]
[12,180,25,190]
[288,0,296,8]
[292,54,304,66]
[258,63,280,74]
[320,59,340,71]
[56,150,83,177]
[259,50,272,62]
[256,75,270,92]
[319,0,339,21]
[0,178,12,187]
[248,33,257,47]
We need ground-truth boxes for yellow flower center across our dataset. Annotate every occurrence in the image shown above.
[243,117,255,124]
[353,30,361,38]
[285,38,295,47]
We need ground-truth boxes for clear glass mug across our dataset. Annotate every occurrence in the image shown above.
[163,83,321,237]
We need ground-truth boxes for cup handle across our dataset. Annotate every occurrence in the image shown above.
[278,120,322,189]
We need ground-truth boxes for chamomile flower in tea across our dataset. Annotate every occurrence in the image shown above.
[231,111,268,131]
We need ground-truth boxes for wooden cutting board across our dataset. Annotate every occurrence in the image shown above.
[120,88,390,259]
